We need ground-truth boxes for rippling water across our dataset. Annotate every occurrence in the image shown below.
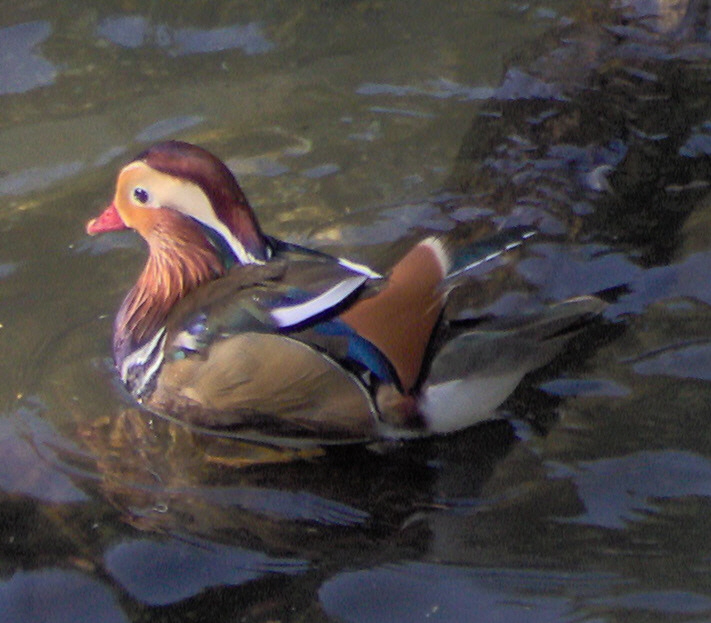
[3,1,711,621]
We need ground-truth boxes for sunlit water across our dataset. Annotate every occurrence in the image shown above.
[3,1,711,622]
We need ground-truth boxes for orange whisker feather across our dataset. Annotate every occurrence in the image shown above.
[115,213,227,351]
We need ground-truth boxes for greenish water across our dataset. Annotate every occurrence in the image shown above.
[3,1,711,622]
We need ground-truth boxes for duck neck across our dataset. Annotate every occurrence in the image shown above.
[113,217,228,367]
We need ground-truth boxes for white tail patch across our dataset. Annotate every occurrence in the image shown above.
[418,236,451,277]
[419,370,524,433]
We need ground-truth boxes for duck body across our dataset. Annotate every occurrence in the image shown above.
[88,141,602,444]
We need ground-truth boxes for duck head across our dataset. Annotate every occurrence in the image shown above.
[87,140,269,263]
[87,141,271,364]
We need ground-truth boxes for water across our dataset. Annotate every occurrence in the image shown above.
[2,1,711,621]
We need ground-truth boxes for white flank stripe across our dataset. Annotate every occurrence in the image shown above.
[337,257,382,279]
[134,333,167,397]
[120,327,167,394]
[420,370,523,433]
[270,276,367,328]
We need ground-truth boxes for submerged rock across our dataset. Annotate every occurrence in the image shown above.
[449,0,711,264]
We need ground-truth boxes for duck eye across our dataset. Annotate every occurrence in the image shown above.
[133,187,149,205]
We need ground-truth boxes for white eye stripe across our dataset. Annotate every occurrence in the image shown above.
[120,161,261,264]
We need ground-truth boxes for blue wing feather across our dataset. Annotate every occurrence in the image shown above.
[313,319,397,385]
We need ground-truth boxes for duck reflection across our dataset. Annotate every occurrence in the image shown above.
[63,400,518,609]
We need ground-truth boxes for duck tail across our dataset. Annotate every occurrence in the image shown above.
[441,225,536,288]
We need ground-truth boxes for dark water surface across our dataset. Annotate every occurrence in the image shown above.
[3,1,711,621]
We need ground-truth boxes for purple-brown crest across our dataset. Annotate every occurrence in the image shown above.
[138,141,269,261]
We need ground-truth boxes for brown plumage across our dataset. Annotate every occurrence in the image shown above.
[340,241,447,392]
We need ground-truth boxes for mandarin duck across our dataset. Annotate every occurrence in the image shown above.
[86,141,603,444]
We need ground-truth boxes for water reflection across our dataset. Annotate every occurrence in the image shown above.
[632,341,711,379]
[611,251,711,314]
[311,198,460,247]
[0,263,18,279]
[301,163,340,179]
[591,590,711,616]
[0,401,88,503]
[320,563,608,623]
[549,451,711,529]
[0,22,56,94]
[0,569,128,623]
[327,563,711,621]
[357,79,495,101]
[539,377,632,398]
[96,17,274,56]
[494,67,567,101]
[104,537,307,606]
[680,122,711,158]
[518,243,642,302]
[0,161,84,197]
[135,116,205,143]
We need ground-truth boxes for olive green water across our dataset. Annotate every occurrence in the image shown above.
[3,1,711,622]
